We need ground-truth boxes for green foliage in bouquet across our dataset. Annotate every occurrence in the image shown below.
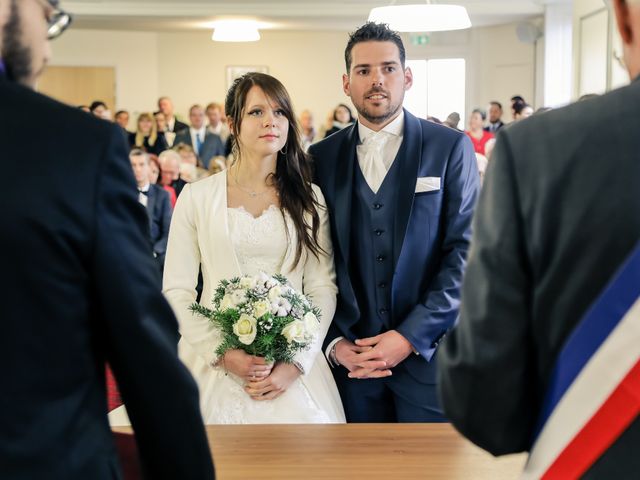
[190,273,322,364]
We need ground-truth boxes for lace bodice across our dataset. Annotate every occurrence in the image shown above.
[227,205,288,276]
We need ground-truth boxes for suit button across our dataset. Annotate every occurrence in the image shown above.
[374,229,385,236]
[373,203,383,210]
[379,308,388,315]
[378,282,387,288]
[376,255,385,262]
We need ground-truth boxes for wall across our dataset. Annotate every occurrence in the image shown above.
[48,22,538,131]
[50,30,159,114]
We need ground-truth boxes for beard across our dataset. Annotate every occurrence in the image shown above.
[1,0,33,86]
[353,87,403,125]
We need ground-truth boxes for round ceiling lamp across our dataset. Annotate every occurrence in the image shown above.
[368,4,472,32]
[212,20,261,42]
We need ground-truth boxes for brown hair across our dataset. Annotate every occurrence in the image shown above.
[225,72,324,267]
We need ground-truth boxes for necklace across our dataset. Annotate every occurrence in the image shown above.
[234,171,269,198]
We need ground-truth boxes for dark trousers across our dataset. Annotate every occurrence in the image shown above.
[333,364,446,422]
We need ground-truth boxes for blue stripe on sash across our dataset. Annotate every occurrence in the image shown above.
[533,241,640,439]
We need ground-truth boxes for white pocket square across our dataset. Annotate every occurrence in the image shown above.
[415,176,441,193]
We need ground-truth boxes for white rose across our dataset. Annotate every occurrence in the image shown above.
[281,320,307,344]
[239,276,257,289]
[253,299,271,318]
[268,286,283,301]
[271,298,292,317]
[220,294,236,311]
[303,311,319,335]
[233,314,257,345]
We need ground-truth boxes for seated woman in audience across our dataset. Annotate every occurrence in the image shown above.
[129,112,168,156]
[324,103,355,138]
[513,102,534,121]
[465,108,494,156]
[163,72,345,424]
[174,143,209,182]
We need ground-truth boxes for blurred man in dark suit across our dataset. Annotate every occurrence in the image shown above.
[439,1,640,478]
[0,1,214,478]
[130,149,172,274]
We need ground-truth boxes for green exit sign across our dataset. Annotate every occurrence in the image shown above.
[411,34,430,45]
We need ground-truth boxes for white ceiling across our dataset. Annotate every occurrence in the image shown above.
[64,0,560,33]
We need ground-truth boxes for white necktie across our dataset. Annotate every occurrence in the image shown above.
[360,133,389,194]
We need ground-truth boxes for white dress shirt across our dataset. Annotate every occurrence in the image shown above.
[138,183,150,207]
[190,127,207,155]
[356,110,404,183]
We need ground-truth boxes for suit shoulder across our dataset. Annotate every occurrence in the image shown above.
[6,81,114,138]
[419,117,467,144]
[309,126,352,155]
[503,82,640,148]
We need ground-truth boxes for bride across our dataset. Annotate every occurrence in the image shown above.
[163,72,345,424]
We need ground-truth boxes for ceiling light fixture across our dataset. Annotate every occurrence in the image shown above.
[212,20,260,42]
[368,2,471,32]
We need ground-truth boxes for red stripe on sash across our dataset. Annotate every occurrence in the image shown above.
[542,359,640,480]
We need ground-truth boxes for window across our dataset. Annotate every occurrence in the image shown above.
[403,58,466,127]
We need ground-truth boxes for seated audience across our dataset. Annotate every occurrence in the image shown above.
[129,112,168,156]
[159,149,187,197]
[158,96,189,134]
[465,108,495,156]
[205,102,230,143]
[299,109,317,151]
[174,104,225,169]
[324,103,355,137]
[485,101,505,133]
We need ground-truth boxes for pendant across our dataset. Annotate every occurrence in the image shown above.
[250,191,257,198]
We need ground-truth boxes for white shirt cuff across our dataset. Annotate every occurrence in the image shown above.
[324,336,344,367]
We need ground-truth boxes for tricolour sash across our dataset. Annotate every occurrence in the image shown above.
[522,242,640,479]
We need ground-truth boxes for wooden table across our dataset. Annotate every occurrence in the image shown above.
[115,423,526,479]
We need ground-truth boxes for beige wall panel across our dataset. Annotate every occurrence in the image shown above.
[38,66,115,110]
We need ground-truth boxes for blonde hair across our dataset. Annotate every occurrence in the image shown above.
[135,112,158,148]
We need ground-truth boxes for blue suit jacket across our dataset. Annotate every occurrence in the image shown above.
[310,109,479,383]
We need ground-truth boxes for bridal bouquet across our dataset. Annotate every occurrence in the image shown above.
[190,272,321,363]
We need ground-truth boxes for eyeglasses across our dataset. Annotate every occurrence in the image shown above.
[37,0,73,40]
[47,9,73,40]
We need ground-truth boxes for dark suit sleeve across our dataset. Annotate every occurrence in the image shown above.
[396,135,479,359]
[91,125,214,478]
[437,131,535,455]
[153,187,172,257]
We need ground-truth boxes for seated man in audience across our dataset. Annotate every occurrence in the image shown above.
[130,149,172,273]
[439,0,640,477]
[114,109,130,132]
[206,102,230,144]
[159,149,187,197]
[158,95,188,134]
[175,104,225,169]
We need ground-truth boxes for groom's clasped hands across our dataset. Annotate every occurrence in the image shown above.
[338,330,415,379]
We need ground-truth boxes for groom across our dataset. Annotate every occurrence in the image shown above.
[310,22,478,422]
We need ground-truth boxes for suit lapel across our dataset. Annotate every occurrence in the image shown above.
[333,125,359,266]
[392,110,422,266]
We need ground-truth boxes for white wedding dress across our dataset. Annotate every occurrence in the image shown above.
[191,205,344,424]
[110,173,345,426]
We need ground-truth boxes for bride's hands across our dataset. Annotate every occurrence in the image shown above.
[244,362,301,401]
[221,349,273,382]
